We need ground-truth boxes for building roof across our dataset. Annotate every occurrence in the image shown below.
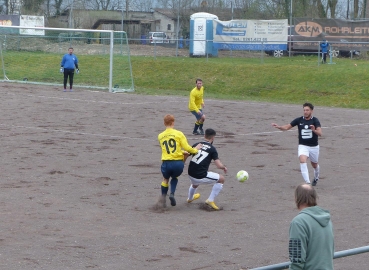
[153,7,243,21]
[153,8,177,20]
[92,19,140,29]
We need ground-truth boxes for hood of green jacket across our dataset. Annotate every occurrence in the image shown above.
[299,206,331,227]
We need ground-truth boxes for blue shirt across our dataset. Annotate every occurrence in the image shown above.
[320,42,329,53]
[61,54,78,69]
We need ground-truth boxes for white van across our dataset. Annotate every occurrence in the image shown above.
[149,32,167,44]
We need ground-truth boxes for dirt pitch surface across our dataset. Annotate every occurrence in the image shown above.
[0,82,368,270]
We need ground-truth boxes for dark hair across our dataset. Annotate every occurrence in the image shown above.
[69,47,74,50]
[205,128,216,139]
[303,102,314,110]
[196,78,202,83]
[295,183,317,209]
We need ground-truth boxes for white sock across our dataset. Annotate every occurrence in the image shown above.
[314,165,320,180]
[300,163,310,184]
[208,183,223,202]
[188,185,197,200]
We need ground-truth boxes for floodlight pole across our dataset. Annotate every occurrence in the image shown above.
[69,0,74,29]
[121,0,124,31]
[176,0,180,57]
[231,0,234,20]
[347,0,349,19]
[364,0,367,18]
[289,0,292,57]
[120,0,124,54]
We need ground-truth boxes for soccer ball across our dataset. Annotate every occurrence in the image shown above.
[236,170,249,183]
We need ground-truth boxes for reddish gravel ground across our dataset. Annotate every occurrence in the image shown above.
[0,82,368,270]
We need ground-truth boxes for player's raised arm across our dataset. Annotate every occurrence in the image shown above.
[271,123,293,131]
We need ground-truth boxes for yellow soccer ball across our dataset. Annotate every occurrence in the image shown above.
[236,170,249,183]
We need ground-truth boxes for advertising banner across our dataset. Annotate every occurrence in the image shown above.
[213,19,288,51]
[293,18,369,51]
[0,15,20,34]
[20,15,45,35]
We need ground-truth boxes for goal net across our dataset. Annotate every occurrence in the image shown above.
[0,25,134,93]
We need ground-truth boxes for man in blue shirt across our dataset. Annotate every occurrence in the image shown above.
[60,47,79,92]
[320,40,329,64]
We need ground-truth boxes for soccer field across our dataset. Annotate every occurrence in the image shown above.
[0,82,368,269]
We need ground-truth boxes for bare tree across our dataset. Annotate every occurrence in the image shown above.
[8,0,20,14]
[44,0,51,16]
[156,0,173,8]
[54,0,64,15]
[23,0,45,14]
[354,0,359,18]
[0,0,5,14]
[2,0,9,14]
[128,0,155,11]
[327,0,338,18]
[315,0,326,17]
[93,0,112,10]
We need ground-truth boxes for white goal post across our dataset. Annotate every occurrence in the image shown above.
[0,25,134,93]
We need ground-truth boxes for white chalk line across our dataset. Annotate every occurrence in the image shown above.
[2,90,369,140]
[1,122,369,142]
[0,92,308,108]
[3,90,369,114]
[0,91,319,109]
[6,92,183,105]
[3,90,188,105]
[233,122,369,137]
[0,124,153,141]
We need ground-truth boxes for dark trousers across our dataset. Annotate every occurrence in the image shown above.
[322,52,327,63]
[63,69,74,89]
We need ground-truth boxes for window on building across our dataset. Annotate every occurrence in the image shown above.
[167,24,171,30]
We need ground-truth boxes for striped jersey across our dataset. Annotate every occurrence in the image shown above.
[188,141,218,179]
[290,116,321,146]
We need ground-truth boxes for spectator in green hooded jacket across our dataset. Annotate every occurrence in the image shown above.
[289,183,334,270]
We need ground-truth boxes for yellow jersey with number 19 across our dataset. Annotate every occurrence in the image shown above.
[158,128,198,161]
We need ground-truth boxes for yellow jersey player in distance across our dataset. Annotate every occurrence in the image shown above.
[188,78,205,135]
[158,114,202,207]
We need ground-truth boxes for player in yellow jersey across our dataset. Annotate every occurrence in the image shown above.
[188,78,205,135]
[158,114,202,207]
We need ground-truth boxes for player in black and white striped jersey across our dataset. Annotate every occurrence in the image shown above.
[185,128,227,210]
[272,103,322,186]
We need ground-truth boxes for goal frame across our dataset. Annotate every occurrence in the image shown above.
[0,25,134,93]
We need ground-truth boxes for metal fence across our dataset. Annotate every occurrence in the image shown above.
[126,37,367,61]
[250,245,369,270]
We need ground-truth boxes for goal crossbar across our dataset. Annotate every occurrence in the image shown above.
[0,25,134,93]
